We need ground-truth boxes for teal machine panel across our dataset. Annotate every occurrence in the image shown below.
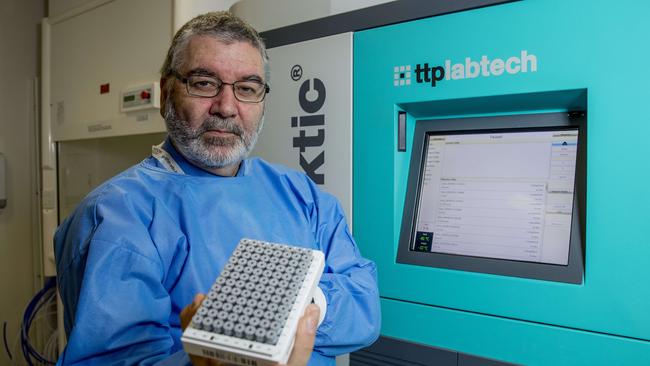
[353,0,650,364]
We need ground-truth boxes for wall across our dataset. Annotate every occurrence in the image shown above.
[48,0,92,17]
[231,0,396,32]
[174,0,239,32]
[0,0,46,363]
[49,0,238,33]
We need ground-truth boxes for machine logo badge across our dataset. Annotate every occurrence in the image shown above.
[393,50,538,88]
[291,65,303,81]
[393,65,411,86]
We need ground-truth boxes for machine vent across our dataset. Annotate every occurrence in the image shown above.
[350,335,518,366]
[350,336,456,366]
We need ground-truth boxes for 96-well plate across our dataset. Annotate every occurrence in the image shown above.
[182,238,325,366]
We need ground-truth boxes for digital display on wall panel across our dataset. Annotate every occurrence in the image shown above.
[412,129,578,265]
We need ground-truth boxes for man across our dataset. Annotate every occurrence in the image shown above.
[54,11,380,366]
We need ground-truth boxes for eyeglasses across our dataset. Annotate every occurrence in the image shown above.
[172,70,270,103]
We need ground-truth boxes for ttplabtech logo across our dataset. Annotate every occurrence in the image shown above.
[394,65,412,86]
[393,50,537,87]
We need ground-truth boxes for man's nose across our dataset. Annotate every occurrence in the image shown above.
[209,84,238,118]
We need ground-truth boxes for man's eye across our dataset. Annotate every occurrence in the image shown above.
[236,83,260,96]
[191,79,218,90]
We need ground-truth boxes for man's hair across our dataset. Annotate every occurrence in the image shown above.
[160,11,269,86]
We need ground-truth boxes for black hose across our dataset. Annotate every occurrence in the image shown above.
[2,321,12,360]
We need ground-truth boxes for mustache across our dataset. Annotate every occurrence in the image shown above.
[193,117,244,139]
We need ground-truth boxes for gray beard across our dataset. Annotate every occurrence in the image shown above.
[163,101,263,170]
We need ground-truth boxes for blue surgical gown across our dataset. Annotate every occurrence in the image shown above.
[54,139,381,365]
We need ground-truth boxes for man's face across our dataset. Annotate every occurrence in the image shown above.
[163,36,265,173]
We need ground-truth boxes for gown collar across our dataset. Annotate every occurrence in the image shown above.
[156,137,248,178]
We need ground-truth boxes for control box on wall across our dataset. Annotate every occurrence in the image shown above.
[48,0,170,141]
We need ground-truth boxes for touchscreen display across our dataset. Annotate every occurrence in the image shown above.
[412,129,578,265]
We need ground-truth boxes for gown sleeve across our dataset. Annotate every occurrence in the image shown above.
[55,187,191,366]
[310,189,382,356]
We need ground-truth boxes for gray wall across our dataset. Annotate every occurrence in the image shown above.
[0,0,46,362]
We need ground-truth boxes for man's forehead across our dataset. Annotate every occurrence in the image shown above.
[182,36,264,75]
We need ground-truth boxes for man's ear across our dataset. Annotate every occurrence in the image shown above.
[159,77,168,118]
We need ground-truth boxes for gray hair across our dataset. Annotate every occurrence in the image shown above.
[160,11,269,91]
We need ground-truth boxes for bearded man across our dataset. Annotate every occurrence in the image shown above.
[54,11,380,366]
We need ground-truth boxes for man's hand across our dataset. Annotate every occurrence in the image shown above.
[181,294,320,366]
[284,303,319,366]
[180,294,207,331]
[181,294,222,366]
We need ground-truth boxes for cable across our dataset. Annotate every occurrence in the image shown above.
[10,326,20,366]
[23,288,56,365]
[20,277,57,365]
[42,331,58,362]
[3,321,12,360]
[22,282,56,365]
